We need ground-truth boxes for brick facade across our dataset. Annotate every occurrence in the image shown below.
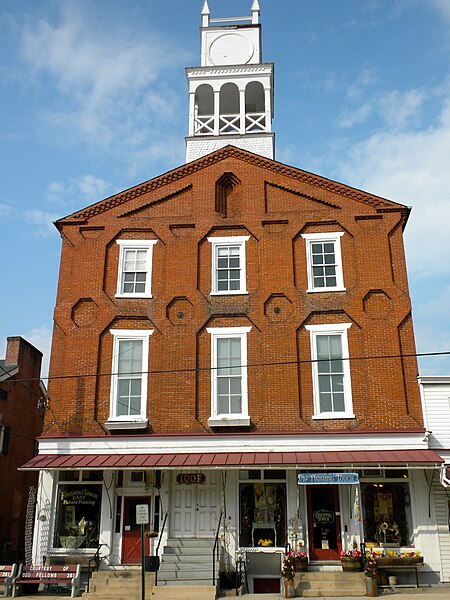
[44,146,422,438]
[0,337,43,562]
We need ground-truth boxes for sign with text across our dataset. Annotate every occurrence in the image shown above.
[136,504,149,525]
[176,473,206,485]
[297,473,359,485]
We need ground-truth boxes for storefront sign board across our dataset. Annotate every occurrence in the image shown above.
[297,473,359,485]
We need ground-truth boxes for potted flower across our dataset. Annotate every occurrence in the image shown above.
[364,553,378,597]
[281,554,296,598]
[292,550,308,572]
[340,549,363,571]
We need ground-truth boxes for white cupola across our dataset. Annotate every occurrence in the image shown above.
[185,0,274,162]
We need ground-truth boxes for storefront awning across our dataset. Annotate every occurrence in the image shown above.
[19,448,443,471]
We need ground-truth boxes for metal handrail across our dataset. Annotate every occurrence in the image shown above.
[212,511,223,585]
[86,543,106,593]
[154,512,168,587]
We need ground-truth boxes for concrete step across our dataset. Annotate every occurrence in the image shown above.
[165,538,215,548]
[298,571,365,581]
[162,553,218,563]
[151,585,216,599]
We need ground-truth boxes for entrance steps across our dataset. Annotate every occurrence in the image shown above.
[81,569,155,600]
[158,537,218,587]
[296,570,366,597]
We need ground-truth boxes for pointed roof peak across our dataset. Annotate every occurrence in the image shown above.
[251,0,260,24]
[201,1,210,27]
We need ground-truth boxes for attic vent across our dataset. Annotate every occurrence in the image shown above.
[215,172,241,217]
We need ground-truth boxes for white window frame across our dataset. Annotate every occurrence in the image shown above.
[207,326,251,427]
[301,232,345,293]
[106,329,153,430]
[207,236,250,295]
[116,240,157,298]
[306,323,354,420]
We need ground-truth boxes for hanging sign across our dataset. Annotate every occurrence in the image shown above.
[297,473,359,485]
[176,473,206,485]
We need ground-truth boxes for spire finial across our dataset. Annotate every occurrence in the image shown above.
[201,1,210,27]
[251,0,260,24]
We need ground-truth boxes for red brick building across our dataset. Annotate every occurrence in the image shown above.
[0,336,43,562]
[25,2,445,593]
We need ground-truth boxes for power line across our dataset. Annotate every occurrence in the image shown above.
[9,349,450,385]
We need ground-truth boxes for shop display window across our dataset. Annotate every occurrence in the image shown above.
[239,474,286,547]
[54,482,102,549]
[361,481,413,546]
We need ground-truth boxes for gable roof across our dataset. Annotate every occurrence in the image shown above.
[55,145,410,228]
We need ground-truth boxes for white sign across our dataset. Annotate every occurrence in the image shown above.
[136,504,149,525]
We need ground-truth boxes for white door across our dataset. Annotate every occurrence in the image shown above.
[171,471,220,538]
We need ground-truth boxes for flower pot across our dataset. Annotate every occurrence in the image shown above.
[219,571,238,589]
[341,556,363,571]
[294,557,308,572]
[388,575,397,588]
[283,577,296,598]
[365,577,377,597]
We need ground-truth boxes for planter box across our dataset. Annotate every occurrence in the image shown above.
[376,557,423,567]
[341,556,363,571]
[144,556,160,571]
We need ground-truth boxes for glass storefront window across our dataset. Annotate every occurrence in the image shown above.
[54,484,102,549]
[239,481,286,547]
[361,482,413,546]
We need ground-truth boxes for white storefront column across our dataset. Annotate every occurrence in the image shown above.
[32,470,56,565]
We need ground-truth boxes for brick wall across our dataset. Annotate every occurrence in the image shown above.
[0,337,43,561]
[45,149,423,436]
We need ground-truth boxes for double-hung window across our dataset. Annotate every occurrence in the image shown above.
[116,240,157,298]
[301,232,345,292]
[208,236,250,295]
[207,326,251,427]
[306,323,354,419]
[107,329,153,430]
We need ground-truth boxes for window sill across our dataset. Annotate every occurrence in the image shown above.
[306,287,346,294]
[115,294,152,299]
[208,416,251,427]
[105,419,149,431]
[210,291,249,296]
[312,413,355,420]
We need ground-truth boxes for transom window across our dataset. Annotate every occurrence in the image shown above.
[207,326,251,427]
[306,323,354,419]
[302,232,345,292]
[208,236,250,295]
[116,240,157,298]
[107,329,153,429]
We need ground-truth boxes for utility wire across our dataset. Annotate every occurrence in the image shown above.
[8,349,450,385]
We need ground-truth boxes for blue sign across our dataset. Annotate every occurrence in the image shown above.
[297,472,359,485]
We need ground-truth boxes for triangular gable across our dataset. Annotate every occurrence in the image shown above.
[55,145,408,227]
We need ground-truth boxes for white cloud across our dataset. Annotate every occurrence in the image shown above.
[339,88,426,130]
[431,0,450,23]
[23,209,60,237]
[19,4,189,162]
[0,202,13,219]
[45,175,115,209]
[346,69,378,100]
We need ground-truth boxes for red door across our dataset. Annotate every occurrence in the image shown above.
[307,486,342,560]
[121,497,151,564]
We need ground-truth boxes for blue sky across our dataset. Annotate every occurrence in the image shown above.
[1,0,450,378]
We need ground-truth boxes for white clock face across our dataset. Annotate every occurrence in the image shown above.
[209,33,254,66]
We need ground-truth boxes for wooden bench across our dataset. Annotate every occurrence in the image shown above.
[0,564,18,597]
[11,565,81,598]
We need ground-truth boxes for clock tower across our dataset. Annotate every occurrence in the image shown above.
[185,0,275,162]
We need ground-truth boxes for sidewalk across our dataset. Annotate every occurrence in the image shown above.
[14,583,450,600]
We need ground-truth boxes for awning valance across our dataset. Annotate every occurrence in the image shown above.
[19,449,443,471]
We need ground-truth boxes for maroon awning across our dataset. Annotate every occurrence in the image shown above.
[19,449,443,471]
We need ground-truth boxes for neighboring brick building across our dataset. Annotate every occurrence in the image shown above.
[0,336,43,562]
[25,2,446,593]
